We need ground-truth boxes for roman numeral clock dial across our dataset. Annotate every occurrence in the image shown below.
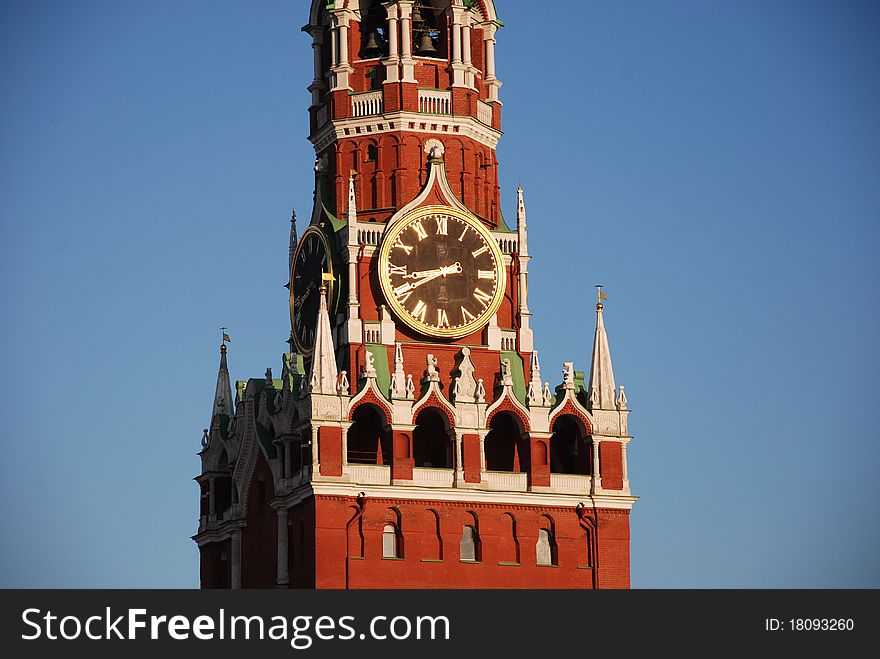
[378,206,505,339]
[289,226,334,355]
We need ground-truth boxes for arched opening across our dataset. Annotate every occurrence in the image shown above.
[427,509,443,561]
[536,516,558,567]
[460,525,480,562]
[411,0,448,59]
[215,449,232,516]
[549,415,591,475]
[359,0,389,59]
[500,513,520,565]
[347,405,391,465]
[382,524,400,559]
[413,408,452,468]
[484,412,526,472]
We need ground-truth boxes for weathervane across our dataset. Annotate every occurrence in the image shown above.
[595,284,608,304]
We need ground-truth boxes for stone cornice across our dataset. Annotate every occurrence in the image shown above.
[310,111,502,154]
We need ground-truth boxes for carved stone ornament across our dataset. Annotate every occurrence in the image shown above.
[424,138,445,159]
[338,371,350,396]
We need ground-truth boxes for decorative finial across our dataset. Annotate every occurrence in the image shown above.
[595,284,608,310]
[476,378,486,403]
[542,382,553,406]
[425,354,440,382]
[616,385,628,410]
[562,362,575,390]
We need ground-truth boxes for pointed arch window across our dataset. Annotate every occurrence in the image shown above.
[536,528,558,567]
[460,525,481,562]
[382,523,400,559]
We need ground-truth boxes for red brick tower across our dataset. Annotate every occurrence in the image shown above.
[194,0,636,589]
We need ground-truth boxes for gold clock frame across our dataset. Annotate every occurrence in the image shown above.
[289,225,335,356]
[378,205,506,339]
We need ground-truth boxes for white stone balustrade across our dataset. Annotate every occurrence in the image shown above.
[351,90,384,118]
[418,89,452,115]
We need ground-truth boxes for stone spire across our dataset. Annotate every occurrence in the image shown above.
[588,295,617,410]
[288,208,298,274]
[516,184,528,257]
[307,283,339,395]
[515,185,534,351]
[212,338,235,422]
[347,172,358,230]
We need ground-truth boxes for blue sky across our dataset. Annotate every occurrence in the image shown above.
[1,0,878,588]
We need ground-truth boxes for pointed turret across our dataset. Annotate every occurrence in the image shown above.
[288,208,298,274]
[588,293,617,410]
[211,340,235,423]
[515,184,534,351]
[347,172,358,230]
[516,184,528,257]
[307,282,339,395]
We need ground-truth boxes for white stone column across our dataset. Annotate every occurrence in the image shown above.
[341,423,351,466]
[399,3,416,83]
[451,11,462,63]
[482,22,501,102]
[484,26,496,78]
[453,430,464,486]
[276,508,289,586]
[479,431,487,471]
[231,530,242,589]
[622,440,630,491]
[591,440,602,494]
[311,425,320,470]
[462,14,474,88]
[338,23,350,65]
[309,29,325,107]
[449,7,466,88]
[331,11,353,91]
[384,2,400,83]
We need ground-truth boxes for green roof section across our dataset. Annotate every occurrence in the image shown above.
[496,208,513,232]
[364,343,392,398]
[500,350,527,405]
[322,200,346,233]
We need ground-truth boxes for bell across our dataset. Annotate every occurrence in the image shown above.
[411,5,423,24]
[362,29,383,58]
[417,31,437,55]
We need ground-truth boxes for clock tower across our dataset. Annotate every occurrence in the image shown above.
[194,0,637,590]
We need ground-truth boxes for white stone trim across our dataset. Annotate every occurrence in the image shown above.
[309,481,638,510]
[310,111,502,154]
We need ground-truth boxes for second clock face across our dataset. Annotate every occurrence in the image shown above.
[378,206,505,338]
[290,227,333,355]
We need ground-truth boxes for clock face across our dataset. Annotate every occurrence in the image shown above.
[290,227,334,355]
[378,206,505,338]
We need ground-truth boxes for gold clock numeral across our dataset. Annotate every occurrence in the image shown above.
[435,216,448,235]
[478,270,495,280]
[394,238,414,255]
[412,300,428,323]
[412,221,428,241]
[473,287,493,306]
[389,264,407,276]
[437,308,450,328]
[461,306,477,323]
[472,245,489,258]
[458,225,469,241]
